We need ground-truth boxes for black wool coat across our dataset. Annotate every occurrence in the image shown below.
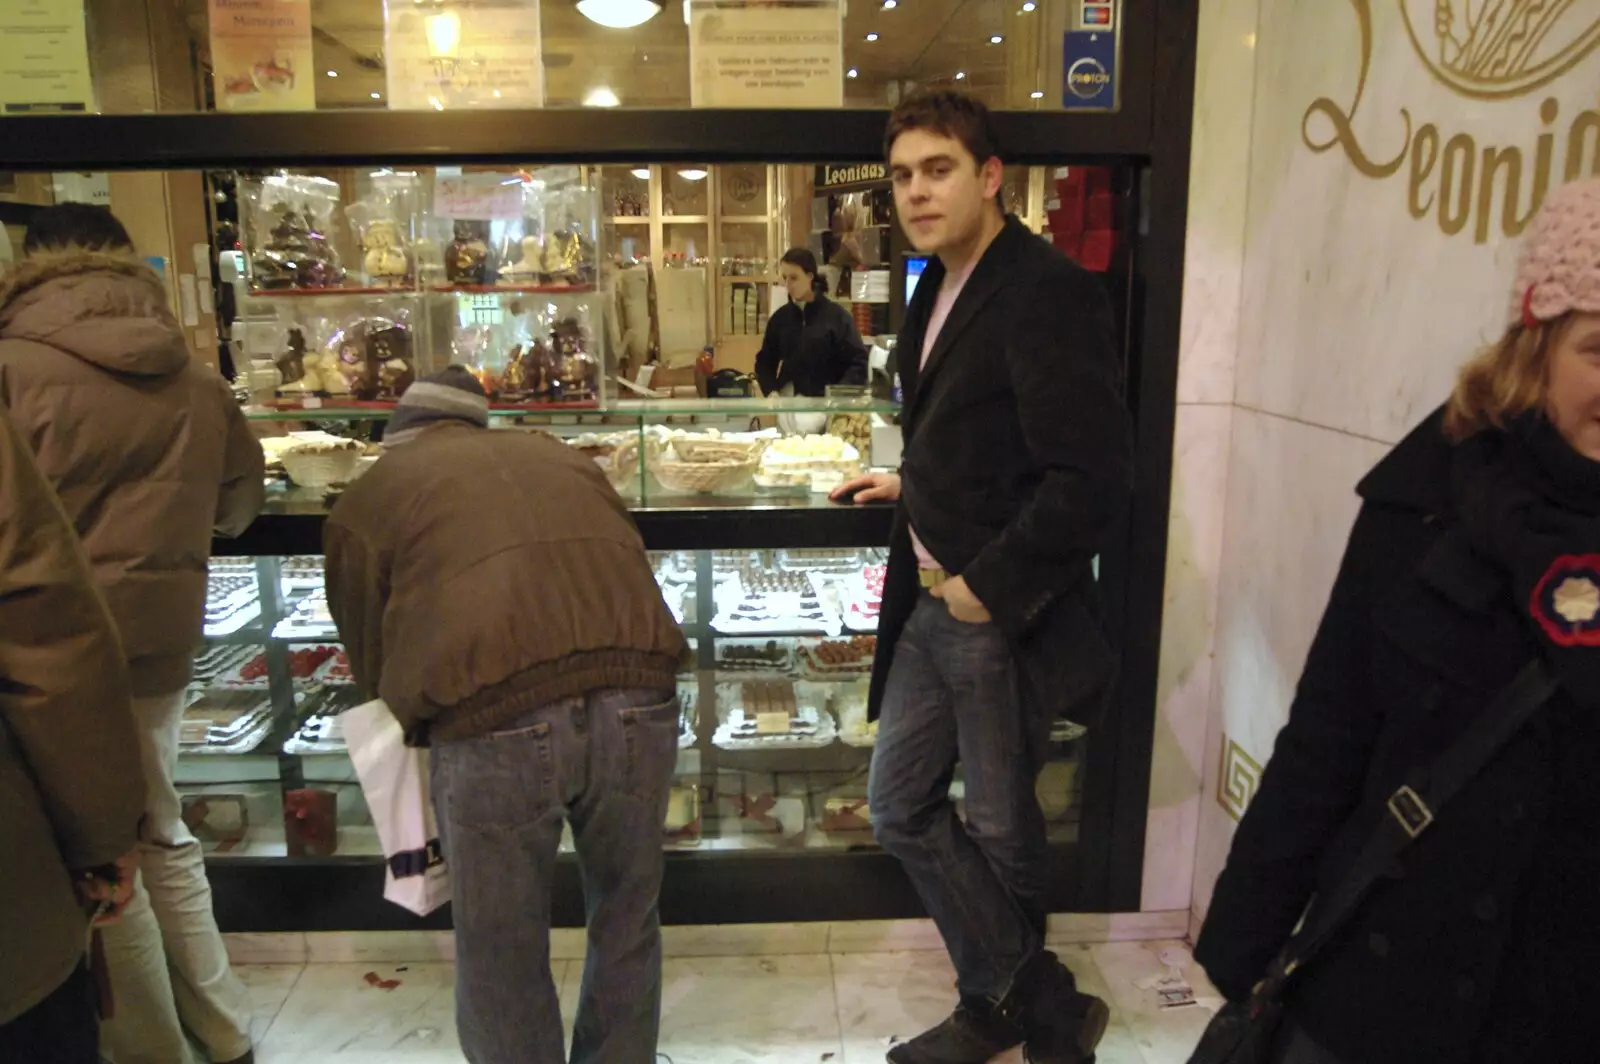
[866,216,1132,725]
[1195,409,1600,1064]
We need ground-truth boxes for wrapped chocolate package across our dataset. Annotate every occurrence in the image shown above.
[247,174,347,291]
[347,172,420,289]
[273,304,415,401]
[445,220,493,285]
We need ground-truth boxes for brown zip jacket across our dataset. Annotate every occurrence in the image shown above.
[0,403,144,1024]
[0,248,265,696]
[325,423,684,744]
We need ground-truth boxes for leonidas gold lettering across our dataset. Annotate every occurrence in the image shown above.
[1303,0,1600,244]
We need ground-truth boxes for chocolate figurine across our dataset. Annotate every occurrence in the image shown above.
[445,220,493,285]
[276,327,308,385]
[361,218,412,288]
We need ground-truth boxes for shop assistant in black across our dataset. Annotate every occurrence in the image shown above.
[754,248,868,397]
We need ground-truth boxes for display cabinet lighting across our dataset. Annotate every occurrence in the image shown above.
[577,0,663,29]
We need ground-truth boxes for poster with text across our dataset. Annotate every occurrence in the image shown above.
[0,0,93,114]
[690,0,842,109]
[209,0,315,112]
[383,1,543,111]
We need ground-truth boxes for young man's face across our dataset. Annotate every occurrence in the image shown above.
[888,128,1002,256]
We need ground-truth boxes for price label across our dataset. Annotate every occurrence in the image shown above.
[755,711,792,735]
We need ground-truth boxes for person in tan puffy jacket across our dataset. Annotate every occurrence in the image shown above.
[0,398,146,1063]
[0,204,264,1064]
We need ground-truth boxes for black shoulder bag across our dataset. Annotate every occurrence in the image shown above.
[1186,659,1559,1064]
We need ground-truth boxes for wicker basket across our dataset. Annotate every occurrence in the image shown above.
[652,455,759,494]
[281,447,362,488]
[671,435,768,464]
[605,435,660,493]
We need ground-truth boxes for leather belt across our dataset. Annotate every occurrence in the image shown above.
[918,567,950,589]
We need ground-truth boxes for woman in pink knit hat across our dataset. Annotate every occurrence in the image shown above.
[1190,176,1600,1064]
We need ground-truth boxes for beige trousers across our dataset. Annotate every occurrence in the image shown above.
[100,691,253,1064]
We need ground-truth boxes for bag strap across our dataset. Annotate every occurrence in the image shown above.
[1262,658,1559,989]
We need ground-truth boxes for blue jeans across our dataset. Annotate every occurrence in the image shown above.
[869,593,1057,1000]
[431,687,680,1064]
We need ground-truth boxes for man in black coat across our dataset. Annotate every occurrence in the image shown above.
[833,90,1132,1064]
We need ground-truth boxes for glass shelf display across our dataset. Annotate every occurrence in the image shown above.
[179,549,1087,859]
[251,396,901,507]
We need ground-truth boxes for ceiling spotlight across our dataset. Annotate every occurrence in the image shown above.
[577,0,663,29]
[678,168,709,181]
[1021,1,1035,9]
[989,34,1003,43]
[370,91,381,99]
[326,69,339,77]
[883,0,897,7]
[583,85,621,107]
[865,32,878,40]
[847,67,859,78]
[1030,90,1043,98]
[955,70,966,79]
[630,167,651,180]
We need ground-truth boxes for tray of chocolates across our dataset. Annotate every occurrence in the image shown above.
[715,639,793,673]
[713,681,837,750]
[797,636,877,678]
[179,692,281,755]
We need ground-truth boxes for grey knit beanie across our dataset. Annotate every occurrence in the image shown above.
[383,366,489,447]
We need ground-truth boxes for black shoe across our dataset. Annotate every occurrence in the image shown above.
[886,1000,1025,1064]
[1016,954,1110,1064]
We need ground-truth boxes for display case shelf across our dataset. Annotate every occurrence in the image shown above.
[427,283,599,295]
[248,287,414,298]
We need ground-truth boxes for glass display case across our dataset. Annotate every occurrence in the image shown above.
[236,166,605,410]
[193,394,1107,929]
[182,544,1089,861]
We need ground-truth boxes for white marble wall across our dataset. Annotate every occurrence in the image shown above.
[1157,1,1600,918]
[1141,0,1261,912]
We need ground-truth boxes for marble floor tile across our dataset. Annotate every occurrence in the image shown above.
[658,955,843,1064]
[254,962,463,1061]
[1089,941,1219,1064]
[237,964,305,1046]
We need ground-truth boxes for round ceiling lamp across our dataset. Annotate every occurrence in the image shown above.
[577,0,662,29]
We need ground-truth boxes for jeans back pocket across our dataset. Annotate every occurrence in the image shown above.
[616,695,680,801]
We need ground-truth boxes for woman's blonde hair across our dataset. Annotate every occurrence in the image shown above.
[1444,316,1573,442]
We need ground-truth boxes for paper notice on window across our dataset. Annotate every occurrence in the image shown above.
[434,173,525,221]
[383,0,544,111]
[689,0,842,109]
[208,0,316,113]
[0,0,93,114]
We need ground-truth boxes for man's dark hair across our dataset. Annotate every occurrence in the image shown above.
[24,203,136,255]
[883,88,1003,167]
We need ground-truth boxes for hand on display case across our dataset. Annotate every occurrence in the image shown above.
[831,471,900,504]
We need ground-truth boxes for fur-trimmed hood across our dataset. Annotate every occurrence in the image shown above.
[0,248,188,377]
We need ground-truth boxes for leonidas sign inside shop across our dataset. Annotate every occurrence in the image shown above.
[690,0,843,108]
[209,0,315,112]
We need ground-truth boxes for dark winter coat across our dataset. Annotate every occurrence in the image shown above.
[866,216,1131,725]
[1195,408,1600,1064]
[754,293,868,397]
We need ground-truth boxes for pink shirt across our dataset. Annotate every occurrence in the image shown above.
[909,258,976,570]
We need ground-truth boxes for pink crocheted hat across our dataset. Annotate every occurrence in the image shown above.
[1511,177,1600,329]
